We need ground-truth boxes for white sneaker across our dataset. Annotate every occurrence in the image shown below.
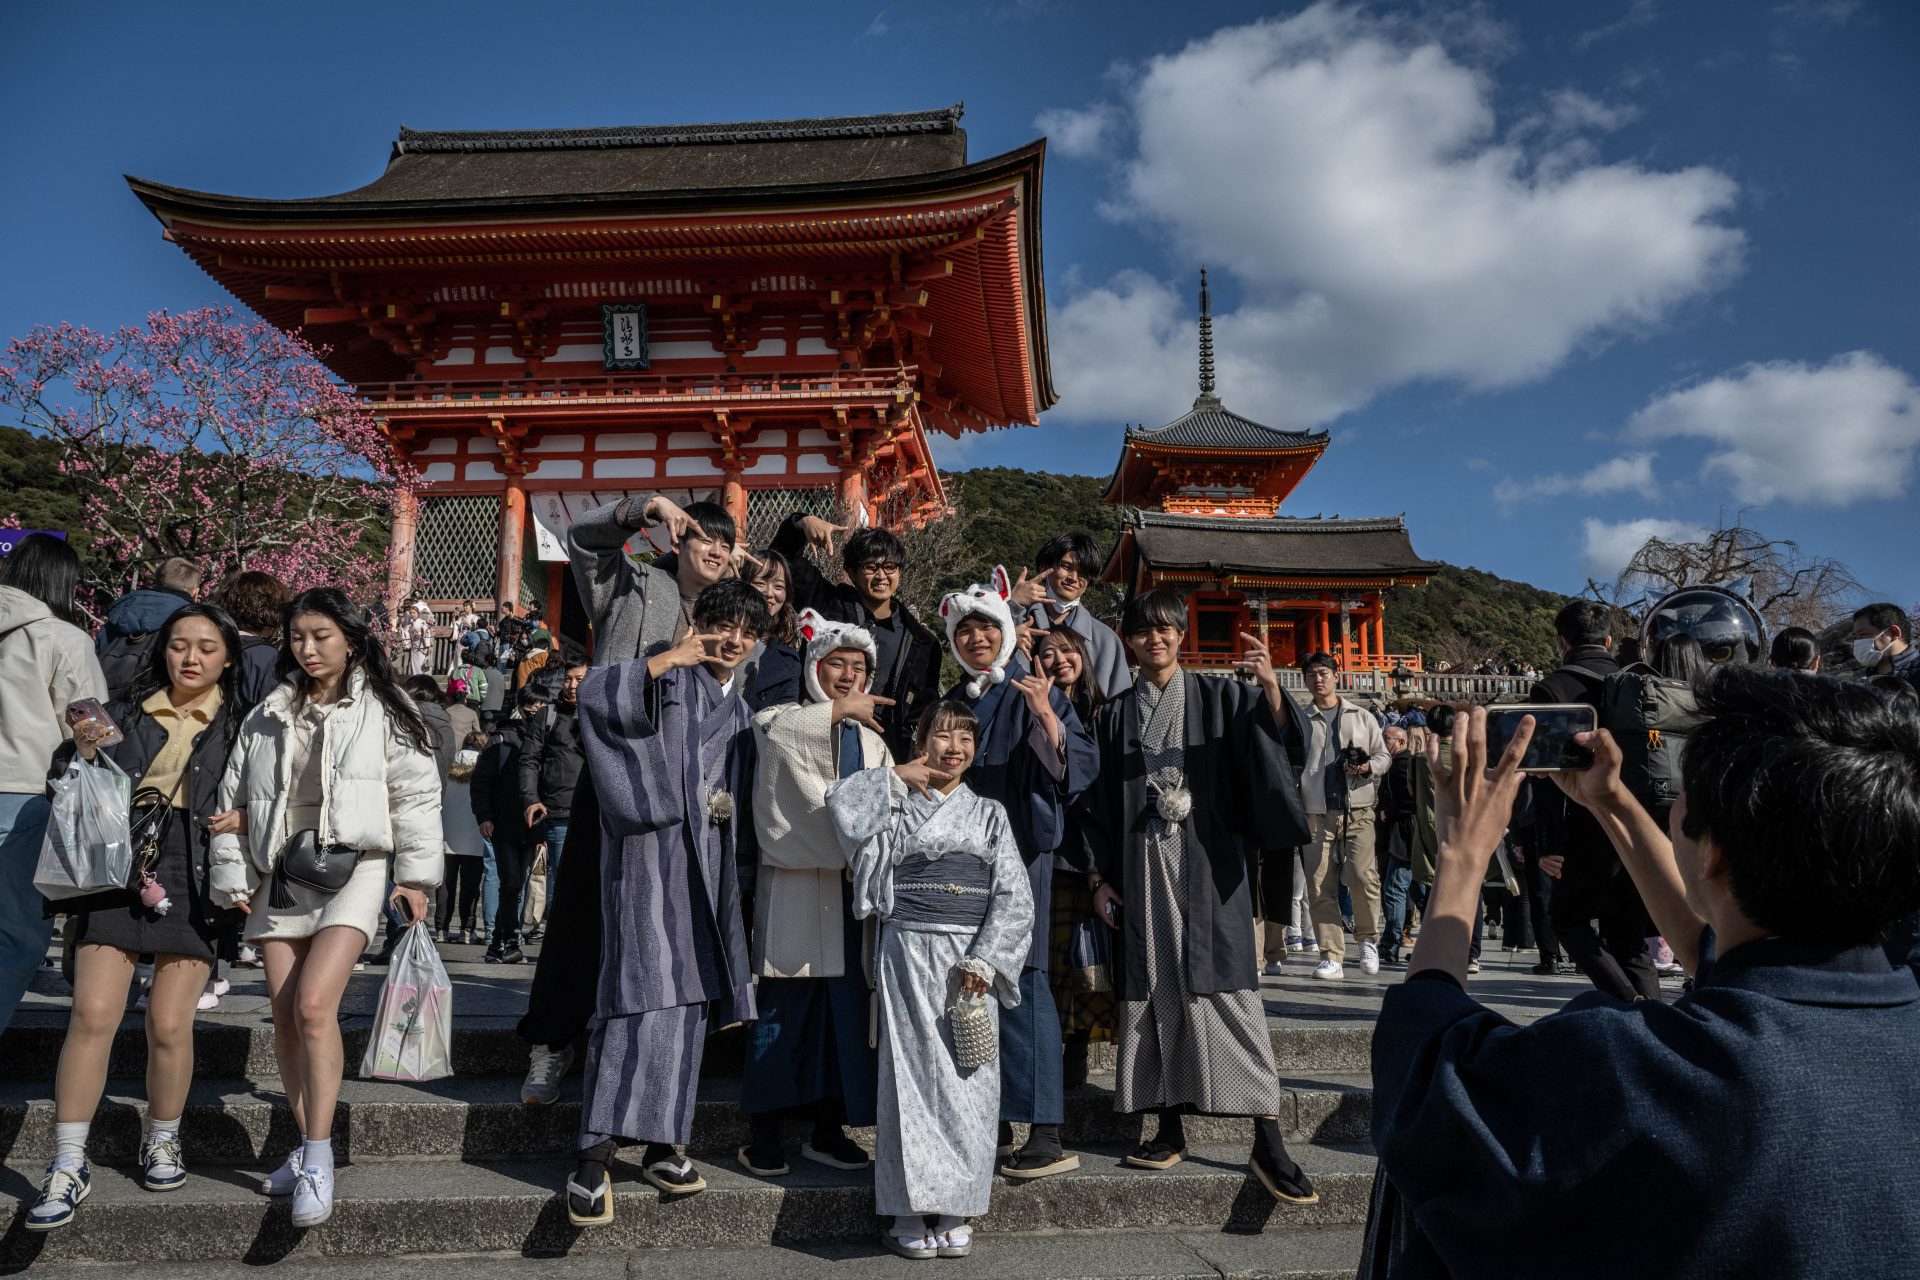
[291,1164,334,1228]
[197,988,220,1011]
[522,1043,576,1106]
[258,1149,303,1196]
[1261,960,1284,976]
[1359,940,1380,976]
[1312,958,1344,981]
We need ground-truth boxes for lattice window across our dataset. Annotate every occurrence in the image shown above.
[413,495,501,603]
[746,487,837,550]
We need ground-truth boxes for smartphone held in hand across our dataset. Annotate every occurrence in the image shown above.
[65,699,125,752]
[1486,703,1596,771]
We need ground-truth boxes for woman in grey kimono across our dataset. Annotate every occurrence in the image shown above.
[828,701,1034,1261]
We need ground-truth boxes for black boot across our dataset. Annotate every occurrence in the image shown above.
[1250,1118,1317,1204]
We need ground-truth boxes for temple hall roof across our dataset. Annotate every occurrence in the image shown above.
[127,106,975,212]
[1109,509,1440,581]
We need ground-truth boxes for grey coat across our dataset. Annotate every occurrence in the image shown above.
[568,498,686,666]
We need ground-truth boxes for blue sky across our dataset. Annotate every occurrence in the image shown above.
[1,1,1913,600]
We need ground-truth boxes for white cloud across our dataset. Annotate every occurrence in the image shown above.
[1035,103,1122,159]
[1046,3,1742,428]
[1580,516,1706,580]
[862,9,889,38]
[1494,451,1660,506]
[1626,351,1920,505]
[1576,0,1661,51]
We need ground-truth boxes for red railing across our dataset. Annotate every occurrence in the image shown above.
[360,367,919,407]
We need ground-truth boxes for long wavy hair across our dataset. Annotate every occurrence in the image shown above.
[1033,624,1103,723]
[278,587,435,756]
[128,603,246,751]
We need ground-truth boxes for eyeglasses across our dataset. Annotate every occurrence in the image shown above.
[858,561,903,575]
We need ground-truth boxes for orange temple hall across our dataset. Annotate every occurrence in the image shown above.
[128,106,1053,637]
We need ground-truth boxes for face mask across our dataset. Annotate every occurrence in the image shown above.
[1854,632,1889,668]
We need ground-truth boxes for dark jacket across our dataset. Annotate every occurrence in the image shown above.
[418,699,455,789]
[517,701,585,820]
[1367,932,1920,1279]
[96,587,192,655]
[235,636,282,711]
[472,721,534,841]
[1080,674,1310,997]
[770,513,943,761]
[44,695,242,929]
[1530,646,1620,866]
[744,638,804,712]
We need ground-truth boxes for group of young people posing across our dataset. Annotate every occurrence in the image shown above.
[535,495,1322,1260]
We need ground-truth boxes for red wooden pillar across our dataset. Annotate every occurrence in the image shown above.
[1317,609,1331,656]
[496,476,526,607]
[722,468,747,539]
[1372,603,1386,662]
[384,486,418,616]
[838,462,869,524]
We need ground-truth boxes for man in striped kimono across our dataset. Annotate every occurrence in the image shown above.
[564,579,770,1226]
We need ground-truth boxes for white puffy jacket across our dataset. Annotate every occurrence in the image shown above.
[210,669,444,906]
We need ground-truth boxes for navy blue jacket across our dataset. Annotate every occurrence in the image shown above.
[1369,930,1920,1278]
[96,587,192,655]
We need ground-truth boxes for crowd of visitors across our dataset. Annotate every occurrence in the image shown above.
[0,512,1915,1267]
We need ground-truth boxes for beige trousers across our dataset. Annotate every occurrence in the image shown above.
[1303,809,1381,955]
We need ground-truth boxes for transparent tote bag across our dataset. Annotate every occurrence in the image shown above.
[361,921,453,1081]
[35,755,134,900]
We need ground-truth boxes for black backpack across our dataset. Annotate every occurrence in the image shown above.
[1563,662,1704,822]
[99,630,157,702]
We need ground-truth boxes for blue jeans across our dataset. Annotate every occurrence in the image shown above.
[543,819,569,908]
[1380,855,1413,959]
[0,793,54,1036]
[481,838,501,936]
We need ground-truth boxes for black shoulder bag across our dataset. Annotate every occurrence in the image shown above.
[268,829,359,909]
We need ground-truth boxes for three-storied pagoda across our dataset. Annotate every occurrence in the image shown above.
[128,105,1052,638]
[1101,272,1437,672]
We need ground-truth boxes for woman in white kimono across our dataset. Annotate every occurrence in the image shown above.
[828,701,1034,1261]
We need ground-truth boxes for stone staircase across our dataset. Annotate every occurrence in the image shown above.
[0,942,1581,1275]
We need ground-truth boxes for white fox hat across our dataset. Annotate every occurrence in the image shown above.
[797,608,878,705]
[939,567,1018,698]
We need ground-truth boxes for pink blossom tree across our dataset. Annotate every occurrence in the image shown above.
[0,308,419,600]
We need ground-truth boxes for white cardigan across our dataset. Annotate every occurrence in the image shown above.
[210,669,444,907]
[750,700,889,979]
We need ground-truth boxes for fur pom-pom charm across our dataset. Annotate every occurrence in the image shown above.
[137,870,172,916]
[707,788,735,827]
[1152,785,1192,825]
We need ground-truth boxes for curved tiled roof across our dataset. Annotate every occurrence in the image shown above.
[393,106,964,155]
[1123,509,1440,577]
[1127,395,1328,451]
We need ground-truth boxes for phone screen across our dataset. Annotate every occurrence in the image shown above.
[1485,704,1597,771]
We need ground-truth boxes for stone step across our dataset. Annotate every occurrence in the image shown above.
[2,1225,1370,1280]
[0,1073,1373,1167]
[0,1013,1374,1082]
[0,1142,1378,1264]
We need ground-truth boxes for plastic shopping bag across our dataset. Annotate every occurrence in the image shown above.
[35,755,134,900]
[361,921,453,1081]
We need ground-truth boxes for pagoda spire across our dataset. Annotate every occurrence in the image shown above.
[1195,267,1220,408]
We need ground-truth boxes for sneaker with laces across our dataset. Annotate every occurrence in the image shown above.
[1261,960,1284,976]
[259,1149,303,1196]
[1359,940,1380,976]
[25,1160,91,1231]
[522,1043,576,1106]
[1467,959,1482,975]
[1312,958,1344,981]
[291,1164,334,1228]
[142,1135,187,1191]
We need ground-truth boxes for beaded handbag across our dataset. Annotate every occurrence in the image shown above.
[946,985,997,1072]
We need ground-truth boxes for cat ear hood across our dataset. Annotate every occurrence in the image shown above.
[939,567,1018,698]
[796,608,878,705]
